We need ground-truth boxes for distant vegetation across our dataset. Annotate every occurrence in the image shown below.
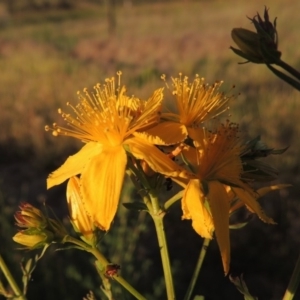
[0,1,299,299]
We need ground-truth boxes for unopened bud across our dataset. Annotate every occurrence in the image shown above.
[13,229,53,249]
[13,202,67,249]
[15,202,47,229]
[230,7,281,64]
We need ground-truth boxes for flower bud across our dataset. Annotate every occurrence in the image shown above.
[13,229,53,249]
[252,7,278,48]
[240,136,287,182]
[15,202,47,229]
[230,7,281,64]
[13,202,67,249]
[67,176,96,244]
[231,28,263,63]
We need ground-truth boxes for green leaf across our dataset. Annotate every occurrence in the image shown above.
[242,136,288,159]
[24,258,33,274]
[229,222,248,230]
[122,202,149,212]
[55,245,86,252]
[266,64,300,91]
[230,274,258,300]
[242,159,279,182]
[193,296,205,300]
[271,146,289,155]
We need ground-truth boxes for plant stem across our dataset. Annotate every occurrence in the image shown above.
[0,254,26,300]
[282,251,300,300]
[114,276,146,300]
[65,236,146,300]
[164,190,184,211]
[183,238,210,300]
[266,64,300,91]
[277,59,300,80]
[150,193,175,300]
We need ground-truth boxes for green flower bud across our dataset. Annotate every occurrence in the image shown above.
[231,28,263,63]
[15,202,47,229]
[230,7,281,64]
[13,202,67,248]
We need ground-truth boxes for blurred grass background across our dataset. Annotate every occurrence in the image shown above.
[0,0,300,299]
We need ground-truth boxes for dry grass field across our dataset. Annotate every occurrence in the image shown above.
[0,0,300,299]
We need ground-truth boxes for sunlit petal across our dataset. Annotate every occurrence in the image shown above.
[125,137,191,178]
[46,75,163,147]
[207,181,230,275]
[67,176,94,240]
[47,142,101,189]
[233,187,275,224]
[81,146,127,231]
[181,145,200,173]
[46,73,163,192]
[257,184,292,198]
[164,74,232,126]
[186,127,207,148]
[229,184,291,214]
[134,122,187,145]
[13,232,47,248]
[182,179,214,239]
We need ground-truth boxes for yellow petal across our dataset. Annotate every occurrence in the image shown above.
[47,142,102,189]
[134,122,187,145]
[230,184,291,215]
[125,137,191,178]
[233,187,275,224]
[67,176,94,239]
[207,181,230,275]
[181,145,199,172]
[257,184,292,198]
[81,146,127,231]
[13,232,46,248]
[182,179,214,239]
[186,127,206,148]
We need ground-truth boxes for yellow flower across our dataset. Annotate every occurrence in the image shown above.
[67,176,95,244]
[179,122,275,275]
[46,73,189,231]
[143,74,233,145]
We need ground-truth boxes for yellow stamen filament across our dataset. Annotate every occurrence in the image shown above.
[163,74,233,126]
[45,74,162,147]
[196,121,243,184]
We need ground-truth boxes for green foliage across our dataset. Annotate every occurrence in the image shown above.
[230,275,258,300]
[122,202,149,212]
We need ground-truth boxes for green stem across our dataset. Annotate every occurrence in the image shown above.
[65,236,146,300]
[150,193,175,300]
[266,63,300,91]
[164,190,184,211]
[0,254,26,300]
[276,59,300,80]
[183,238,210,300]
[282,251,300,300]
[114,276,146,300]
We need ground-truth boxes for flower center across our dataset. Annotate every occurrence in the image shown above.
[196,121,243,185]
[45,72,162,147]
